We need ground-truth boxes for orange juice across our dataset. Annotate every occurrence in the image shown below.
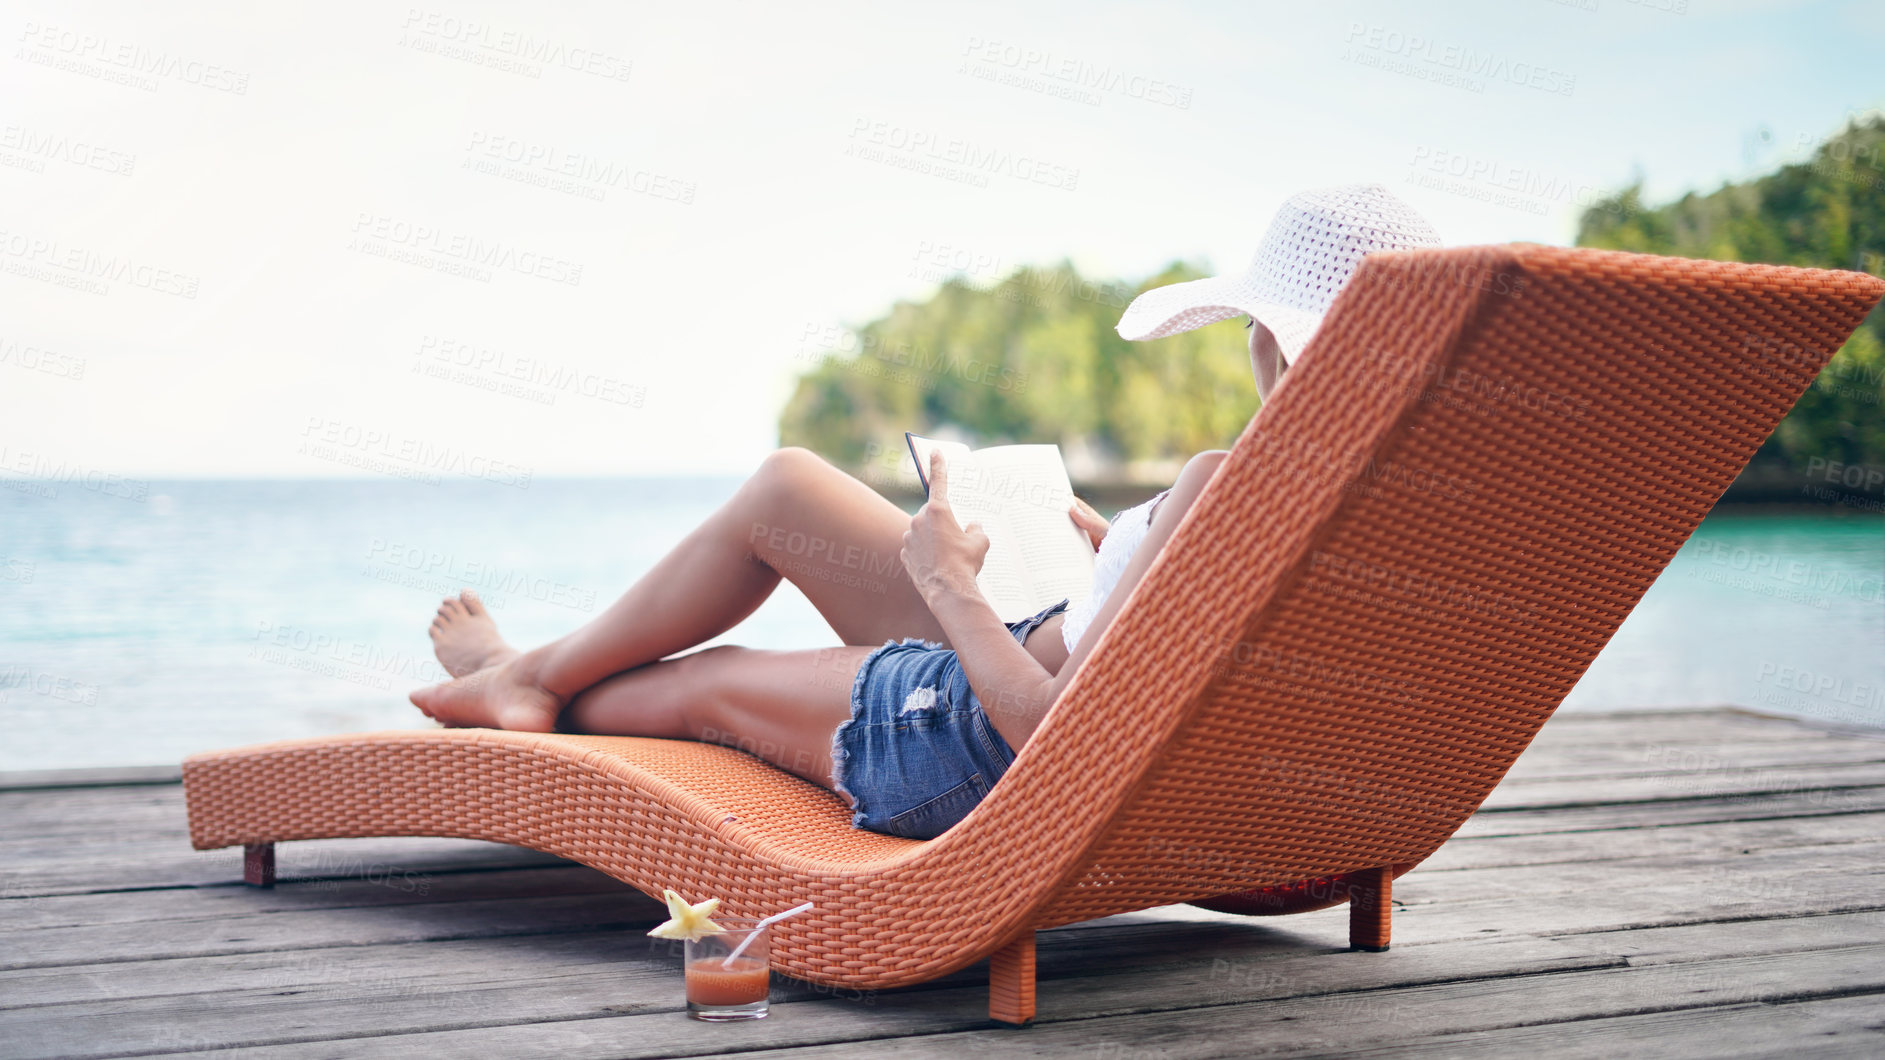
[686,956,770,1006]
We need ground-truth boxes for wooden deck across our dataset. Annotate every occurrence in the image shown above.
[4,707,1883,1058]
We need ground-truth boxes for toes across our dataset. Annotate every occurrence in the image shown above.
[461,589,486,616]
[410,680,451,712]
[429,619,445,639]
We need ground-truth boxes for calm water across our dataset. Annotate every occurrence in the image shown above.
[0,479,1879,770]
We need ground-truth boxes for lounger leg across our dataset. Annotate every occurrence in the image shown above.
[1347,866,1390,951]
[988,931,1036,1026]
[244,843,275,888]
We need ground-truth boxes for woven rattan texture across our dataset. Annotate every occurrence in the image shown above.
[1037,245,1883,924]
[183,246,1884,988]
[184,732,961,985]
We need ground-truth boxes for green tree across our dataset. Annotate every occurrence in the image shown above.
[1578,117,1885,484]
[783,119,1884,492]
[778,259,1257,481]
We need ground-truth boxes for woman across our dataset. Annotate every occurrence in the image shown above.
[411,184,1439,840]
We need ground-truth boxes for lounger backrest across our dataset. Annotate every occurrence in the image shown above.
[975,245,1882,921]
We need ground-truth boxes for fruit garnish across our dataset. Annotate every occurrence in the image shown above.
[646,888,726,942]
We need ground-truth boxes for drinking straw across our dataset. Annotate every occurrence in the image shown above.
[722,901,814,968]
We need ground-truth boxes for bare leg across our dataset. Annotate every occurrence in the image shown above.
[560,644,874,790]
[412,448,938,731]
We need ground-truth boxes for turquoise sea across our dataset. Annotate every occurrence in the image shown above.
[1,478,1879,771]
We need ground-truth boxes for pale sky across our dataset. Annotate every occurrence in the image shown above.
[2,0,1879,479]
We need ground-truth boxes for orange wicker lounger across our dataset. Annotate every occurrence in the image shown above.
[183,245,1884,1025]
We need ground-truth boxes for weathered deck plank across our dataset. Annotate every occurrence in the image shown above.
[1327,995,1885,1059]
[1,708,1880,1058]
[130,943,1883,1060]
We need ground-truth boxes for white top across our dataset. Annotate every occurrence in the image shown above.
[1060,490,1170,654]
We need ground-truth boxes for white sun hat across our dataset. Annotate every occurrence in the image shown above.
[1116,183,1441,359]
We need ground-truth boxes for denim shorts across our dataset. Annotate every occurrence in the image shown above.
[831,599,1069,840]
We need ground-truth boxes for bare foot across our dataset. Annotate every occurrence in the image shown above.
[429,591,516,678]
[409,655,564,733]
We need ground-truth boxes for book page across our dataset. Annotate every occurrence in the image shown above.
[905,435,971,494]
[964,445,1095,614]
[905,435,1094,622]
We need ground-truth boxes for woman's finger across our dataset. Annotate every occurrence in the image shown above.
[1069,498,1109,549]
[927,450,951,508]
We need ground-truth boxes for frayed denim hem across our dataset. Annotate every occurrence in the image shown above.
[829,721,864,829]
[829,640,883,828]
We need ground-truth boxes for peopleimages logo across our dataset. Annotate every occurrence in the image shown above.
[348,214,583,287]
[0,229,199,298]
[0,124,136,177]
[958,36,1193,109]
[363,539,599,613]
[16,20,251,94]
[299,417,534,489]
[1406,146,1625,217]
[397,10,632,81]
[0,336,86,381]
[1343,23,1576,97]
[797,322,1029,393]
[463,132,695,204]
[414,335,646,408]
[0,444,150,501]
[846,118,1080,192]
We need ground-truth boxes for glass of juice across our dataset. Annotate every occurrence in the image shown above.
[685,918,770,1020]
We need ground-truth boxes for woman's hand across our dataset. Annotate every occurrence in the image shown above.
[1069,496,1109,551]
[902,451,990,602]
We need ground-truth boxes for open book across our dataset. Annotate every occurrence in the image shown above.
[906,433,1096,624]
